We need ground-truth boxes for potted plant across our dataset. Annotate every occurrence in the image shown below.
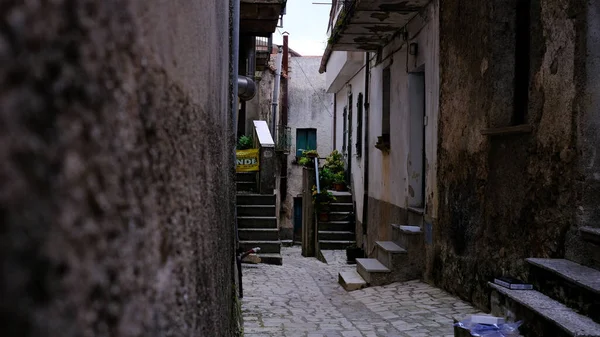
[318,167,335,191]
[332,171,346,191]
[303,149,319,158]
[324,150,345,173]
[312,186,336,222]
[346,244,363,264]
[237,135,253,150]
[298,156,313,168]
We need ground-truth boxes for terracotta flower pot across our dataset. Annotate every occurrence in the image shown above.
[333,182,346,191]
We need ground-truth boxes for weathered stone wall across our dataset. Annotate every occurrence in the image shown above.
[433,0,589,309]
[0,1,236,336]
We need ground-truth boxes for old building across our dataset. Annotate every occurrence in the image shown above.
[0,0,281,336]
[282,54,334,242]
[322,0,600,335]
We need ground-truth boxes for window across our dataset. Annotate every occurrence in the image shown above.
[382,66,391,136]
[296,128,316,157]
[356,93,363,157]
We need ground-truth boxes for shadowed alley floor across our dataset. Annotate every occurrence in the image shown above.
[241,246,481,337]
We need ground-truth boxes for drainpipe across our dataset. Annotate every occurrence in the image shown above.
[362,52,370,237]
[231,0,241,295]
[271,46,283,133]
[281,33,289,201]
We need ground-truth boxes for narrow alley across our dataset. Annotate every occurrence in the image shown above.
[241,247,480,337]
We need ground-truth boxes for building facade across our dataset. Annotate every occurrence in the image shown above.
[322,0,600,315]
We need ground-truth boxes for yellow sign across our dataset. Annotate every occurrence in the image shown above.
[236,149,260,172]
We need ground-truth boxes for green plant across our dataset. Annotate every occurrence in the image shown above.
[333,171,345,184]
[324,150,345,174]
[298,156,312,167]
[237,135,253,150]
[318,167,335,190]
[312,185,336,211]
[303,149,319,157]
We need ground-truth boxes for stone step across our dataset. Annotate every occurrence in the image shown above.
[329,191,352,203]
[375,240,407,269]
[391,224,424,273]
[328,211,353,221]
[318,221,354,232]
[237,205,275,216]
[489,282,600,337]
[328,202,353,212]
[238,228,279,241]
[237,216,277,228]
[236,181,257,192]
[258,253,282,265]
[339,270,367,291]
[581,227,600,245]
[317,230,355,241]
[237,193,275,206]
[239,240,281,254]
[319,240,355,250]
[526,258,600,323]
[356,258,390,286]
[236,172,257,182]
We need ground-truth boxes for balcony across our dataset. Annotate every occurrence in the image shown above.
[240,0,287,37]
[320,0,430,72]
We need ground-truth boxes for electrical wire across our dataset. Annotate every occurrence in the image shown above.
[292,56,333,117]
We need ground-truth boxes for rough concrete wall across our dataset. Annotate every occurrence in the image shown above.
[0,1,236,336]
[245,69,276,137]
[434,0,586,309]
[283,57,333,237]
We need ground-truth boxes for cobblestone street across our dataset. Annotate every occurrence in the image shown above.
[242,247,481,337]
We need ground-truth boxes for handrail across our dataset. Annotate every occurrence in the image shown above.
[314,157,320,193]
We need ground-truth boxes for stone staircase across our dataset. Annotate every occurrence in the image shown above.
[318,191,355,250]
[489,226,600,337]
[236,173,282,265]
[339,215,425,291]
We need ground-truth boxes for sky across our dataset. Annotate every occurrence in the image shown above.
[272,0,331,56]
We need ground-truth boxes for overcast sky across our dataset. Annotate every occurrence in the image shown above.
[272,0,331,56]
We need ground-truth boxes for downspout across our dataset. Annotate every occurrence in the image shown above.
[271,46,283,133]
[362,52,370,237]
[333,93,337,149]
[281,34,289,201]
[231,0,241,295]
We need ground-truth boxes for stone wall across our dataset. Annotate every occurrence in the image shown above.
[0,1,236,336]
[433,0,590,309]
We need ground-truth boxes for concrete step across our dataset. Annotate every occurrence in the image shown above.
[339,270,367,291]
[489,282,600,337]
[328,211,353,221]
[238,228,279,241]
[356,258,390,286]
[258,253,282,265]
[239,240,281,254]
[329,202,353,212]
[329,191,352,203]
[319,240,355,250]
[391,224,424,256]
[237,193,275,206]
[236,172,257,182]
[318,221,354,232]
[317,230,355,241]
[236,181,257,192]
[375,241,406,269]
[581,227,600,245]
[237,205,275,216]
[237,216,277,228]
[526,258,600,323]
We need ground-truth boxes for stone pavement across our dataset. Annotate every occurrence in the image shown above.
[241,246,482,337]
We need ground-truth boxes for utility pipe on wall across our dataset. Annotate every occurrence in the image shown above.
[362,52,370,237]
[271,46,283,133]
